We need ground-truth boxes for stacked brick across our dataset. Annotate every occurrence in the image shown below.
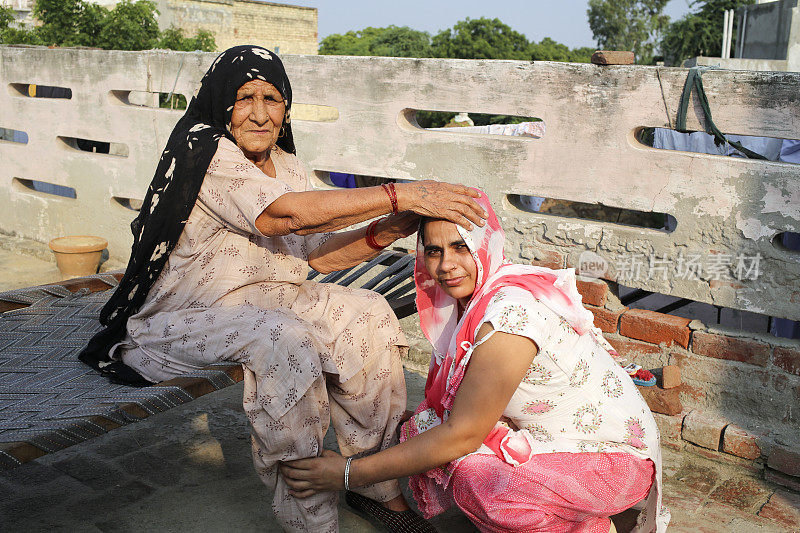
[569,275,800,494]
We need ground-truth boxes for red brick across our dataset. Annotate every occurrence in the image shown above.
[766,469,800,492]
[678,383,706,403]
[774,346,800,376]
[772,373,790,392]
[709,477,771,512]
[607,335,661,360]
[671,462,720,494]
[709,279,745,291]
[576,278,608,307]
[682,410,725,450]
[529,248,564,270]
[591,50,635,65]
[652,412,684,442]
[691,331,771,367]
[620,309,691,348]
[767,445,800,477]
[758,490,800,529]
[637,384,682,415]
[585,305,624,333]
[662,364,681,389]
[688,446,763,473]
[722,425,762,460]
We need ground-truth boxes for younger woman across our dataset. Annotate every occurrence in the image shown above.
[281,190,668,532]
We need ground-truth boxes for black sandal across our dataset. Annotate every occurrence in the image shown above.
[345,491,438,533]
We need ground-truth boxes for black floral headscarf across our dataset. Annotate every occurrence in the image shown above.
[79,46,294,384]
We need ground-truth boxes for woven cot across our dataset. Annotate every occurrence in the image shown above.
[0,252,415,470]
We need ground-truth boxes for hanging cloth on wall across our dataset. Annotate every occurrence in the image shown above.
[675,66,767,160]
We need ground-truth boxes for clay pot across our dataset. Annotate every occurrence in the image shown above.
[49,236,108,279]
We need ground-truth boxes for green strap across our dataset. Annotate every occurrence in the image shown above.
[675,66,767,160]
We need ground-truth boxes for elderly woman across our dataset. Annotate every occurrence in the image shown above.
[79,46,484,532]
[281,191,669,533]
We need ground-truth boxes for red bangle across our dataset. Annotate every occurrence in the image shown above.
[365,219,387,250]
[382,183,399,215]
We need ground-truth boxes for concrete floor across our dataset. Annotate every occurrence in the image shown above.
[0,370,476,533]
[0,235,125,293]
[0,367,792,533]
[0,244,796,532]
[0,245,62,292]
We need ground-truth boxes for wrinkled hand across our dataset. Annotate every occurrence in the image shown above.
[374,211,421,247]
[396,181,486,230]
[280,449,347,498]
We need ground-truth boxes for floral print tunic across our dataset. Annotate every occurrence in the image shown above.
[114,137,408,420]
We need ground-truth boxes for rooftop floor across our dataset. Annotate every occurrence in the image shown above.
[1,369,795,532]
[0,243,61,292]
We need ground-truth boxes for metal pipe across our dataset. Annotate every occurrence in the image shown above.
[727,9,735,59]
[722,10,730,58]
[738,9,748,59]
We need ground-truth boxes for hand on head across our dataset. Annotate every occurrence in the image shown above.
[397,181,487,231]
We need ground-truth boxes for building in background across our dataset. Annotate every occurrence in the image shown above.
[1,0,319,55]
[154,0,318,55]
[690,0,799,72]
[0,0,35,27]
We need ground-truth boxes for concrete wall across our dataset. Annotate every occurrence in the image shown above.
[1,47,799,322]
[155,0,318,55]
[688,56,790,71]
[736,0,798,60]
[691,3,800,72]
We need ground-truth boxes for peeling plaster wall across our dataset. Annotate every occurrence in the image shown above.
[0,48,798,320]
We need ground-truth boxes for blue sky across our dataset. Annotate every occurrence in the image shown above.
[269,0,695,49]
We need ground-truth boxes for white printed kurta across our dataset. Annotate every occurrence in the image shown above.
[112,137,408,532]
[473,286,667,532]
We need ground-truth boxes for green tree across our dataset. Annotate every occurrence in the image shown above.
[30,0,107,46]
[0,5,39,44]
[432,17,529,60]
[320,19,591,127]
[1,0,215,52]
[0,5,12,29]
[587,0,670,63]
[319,25,431,57]
[530,37,594,63]
[660,0,754,65]
[157,26,216,52]
[319,31,371,55]
[97,0,160,50]
[370,26,432,57]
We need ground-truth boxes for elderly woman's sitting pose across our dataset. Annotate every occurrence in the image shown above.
[79,46,485,532]
[282,190,670,533]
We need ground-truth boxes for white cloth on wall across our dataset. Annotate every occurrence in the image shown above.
[653,128,783,160]
[779,139,800,164]
[432,121,545,139]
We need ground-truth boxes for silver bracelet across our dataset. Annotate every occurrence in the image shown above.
[344,457,353,491]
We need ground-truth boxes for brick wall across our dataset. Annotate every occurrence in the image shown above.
[161,0,318,55]
[571,275,800,492]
